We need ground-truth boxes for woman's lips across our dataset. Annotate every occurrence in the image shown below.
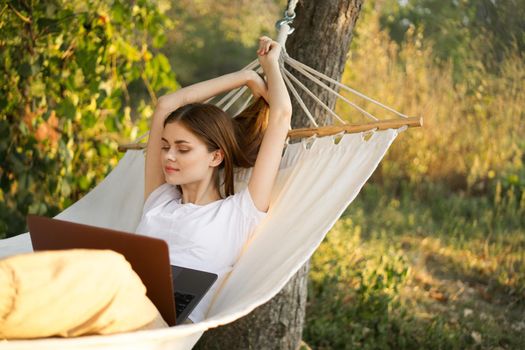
[165,166,179,173]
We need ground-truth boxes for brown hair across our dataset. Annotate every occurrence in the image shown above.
[163,97,269,197]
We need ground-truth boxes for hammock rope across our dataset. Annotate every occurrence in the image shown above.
[282,68,347,125]
[281,67,319,127]
[285,55,411,119]
[283,57,378,122]
[286,0,299,18]
[119,10,420,151]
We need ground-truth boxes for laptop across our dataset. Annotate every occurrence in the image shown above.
[27,214,217,326]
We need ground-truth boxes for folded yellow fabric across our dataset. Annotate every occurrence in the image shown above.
[0,249,167,339]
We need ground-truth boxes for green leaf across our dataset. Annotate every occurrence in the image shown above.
[37,17,61,34]
[78,175,91,191]
[30,79,46,96]
[77,48,98,79]
[152,33,167,48]
[82,111,97,128]
[97,143,111,157]
[57,98,76,120]
[18,62,31,79]
[61,181,71,197]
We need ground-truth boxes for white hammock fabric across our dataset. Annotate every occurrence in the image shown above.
[0,127,402,349]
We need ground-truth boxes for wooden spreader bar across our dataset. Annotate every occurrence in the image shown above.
[287,116,422,140]
[117,116,422,152]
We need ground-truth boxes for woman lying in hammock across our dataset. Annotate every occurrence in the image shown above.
[134,36,292,324]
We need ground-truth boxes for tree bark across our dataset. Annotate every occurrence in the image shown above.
[287,0,364,128]
[195,261,310,350]
[195,1,363,349]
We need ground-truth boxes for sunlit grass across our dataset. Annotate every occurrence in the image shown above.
[303,9,525,348]
[304,182,525,349]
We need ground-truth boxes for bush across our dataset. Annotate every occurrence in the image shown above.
[0,0,178,238]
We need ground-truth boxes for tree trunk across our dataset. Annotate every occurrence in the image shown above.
[287,0,364,128]
[195,261,310,350]
[195,1,363,349]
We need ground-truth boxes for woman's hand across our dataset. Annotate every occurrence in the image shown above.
[246,70,269,102]
[257,36,282,71]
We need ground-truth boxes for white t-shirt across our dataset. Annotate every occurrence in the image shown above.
[134,183,267,323]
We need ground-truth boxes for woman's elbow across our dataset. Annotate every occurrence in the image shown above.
[283,107,293,119]
[155,93,184,114]
[278,103,292,117]
[267,112,291,133]
[155,95,171,112]
[271,107,292,123]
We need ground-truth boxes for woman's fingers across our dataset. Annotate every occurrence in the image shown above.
[259,36,271,44]
[257,37,282,69]
[258,36,274,55]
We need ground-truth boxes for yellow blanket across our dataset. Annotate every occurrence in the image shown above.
[0,249,167,339]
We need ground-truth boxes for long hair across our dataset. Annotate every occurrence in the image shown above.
[163,97,270,197]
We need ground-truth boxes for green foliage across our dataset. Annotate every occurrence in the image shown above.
[161,0,282,85]
[306,237,409,349]
[305,181,525,349]
[377,0,525,79]
[339,10,525,193]
[0,0,178,238]
[309,5,525,346]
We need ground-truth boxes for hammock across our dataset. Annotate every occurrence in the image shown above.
[0,4,421,349]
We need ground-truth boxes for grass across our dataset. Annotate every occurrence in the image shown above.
[304,181,525,349]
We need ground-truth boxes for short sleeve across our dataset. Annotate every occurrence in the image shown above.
[143,183,179,214]
[234,187,268,241]
[237,187,268,220]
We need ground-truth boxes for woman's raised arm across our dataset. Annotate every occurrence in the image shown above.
[248,37,292,212]
[144,69,264,202]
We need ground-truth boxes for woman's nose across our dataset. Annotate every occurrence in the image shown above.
[166,148,177,161]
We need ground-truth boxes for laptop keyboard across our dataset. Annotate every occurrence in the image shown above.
[174,291,195,316]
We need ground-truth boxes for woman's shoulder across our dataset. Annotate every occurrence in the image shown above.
[223,186,267,220]
[143,183,180,213]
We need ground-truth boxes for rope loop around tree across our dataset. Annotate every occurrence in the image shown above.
[275,0,299,35]
[285,0,299,18]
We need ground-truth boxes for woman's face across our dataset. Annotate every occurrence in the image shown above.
[161,122,221,185]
